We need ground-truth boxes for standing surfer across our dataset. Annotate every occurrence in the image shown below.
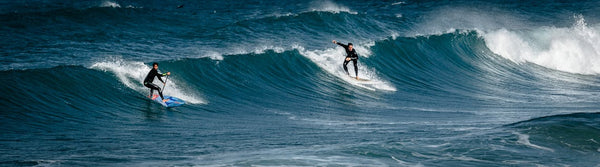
[332,40,359,80]
[144,62,171,102]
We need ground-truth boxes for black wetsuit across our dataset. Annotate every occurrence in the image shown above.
[143,68,167,99]
[336,42,359,77]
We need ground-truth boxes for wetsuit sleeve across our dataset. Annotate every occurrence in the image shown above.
[335,42,348,49]
[156,71,165,83]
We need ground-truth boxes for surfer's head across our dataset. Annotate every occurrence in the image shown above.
[348,43,353,51]
[153,62,159,70]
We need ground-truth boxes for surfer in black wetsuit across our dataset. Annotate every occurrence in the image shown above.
[144,62,170,102]
[333,40,359,80]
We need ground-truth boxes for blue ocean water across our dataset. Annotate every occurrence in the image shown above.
[2,0,600,166]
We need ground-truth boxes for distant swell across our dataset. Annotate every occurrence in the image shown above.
[507,112,600,152]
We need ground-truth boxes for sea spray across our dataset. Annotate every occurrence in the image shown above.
[90,59,205,104]
[483,15,600,74]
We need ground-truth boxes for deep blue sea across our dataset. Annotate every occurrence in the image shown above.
[2,0,600,166]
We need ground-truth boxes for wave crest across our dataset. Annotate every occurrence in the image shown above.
[100,1,121,8]
[309,0,357,14]
[483,15,600,74]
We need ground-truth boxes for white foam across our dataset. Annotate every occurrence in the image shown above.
[453,156,492,163]
[222,45,288,58]
[205,51,224,61]
[295,44,396,91]
[423,143,450,148]
[483,15,600,74]
[514,132,554,152]
[178,45,287,62]
[392,2,406,6]
[309,0,357,14]
[272,12,295,18]
[192,146,390,166]
[251,45,286,54]
[90,59,205,104]
[100,1,121,8]
[391,156,424,167]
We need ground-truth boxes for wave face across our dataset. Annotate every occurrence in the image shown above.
[3,0,600,166]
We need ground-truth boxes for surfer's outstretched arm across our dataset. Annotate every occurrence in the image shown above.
[332,40,348,48]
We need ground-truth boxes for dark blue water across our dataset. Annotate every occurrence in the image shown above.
[2,0,600,166]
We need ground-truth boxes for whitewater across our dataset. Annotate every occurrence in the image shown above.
[2,0,600,166]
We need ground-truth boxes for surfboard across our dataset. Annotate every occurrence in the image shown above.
[349,76,370,81]
[150,94,185,107]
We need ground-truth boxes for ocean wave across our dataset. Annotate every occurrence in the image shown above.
[98,0,140,9]
[99,1,121,8]
[294,44,396,91]
[506,112,600,152]
[308,0,357,14]
[90,59,206,104]
[483,15,600,74]
[4,1,600,165]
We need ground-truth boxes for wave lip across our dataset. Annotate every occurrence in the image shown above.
[483,15,600,75]
[100,1,121,8]
[309,0,357,14]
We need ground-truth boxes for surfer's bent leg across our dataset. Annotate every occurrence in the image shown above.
[158,88,164,100]
[144,83,163,99]
[144,83,153,97]
[343,59,350,76]
[352,59,358,77]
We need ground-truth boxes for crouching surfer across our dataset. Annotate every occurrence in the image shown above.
[144,62,171,102]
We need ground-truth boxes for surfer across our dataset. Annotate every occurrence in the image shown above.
[144,62,171,102]
[332,40,359,80]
